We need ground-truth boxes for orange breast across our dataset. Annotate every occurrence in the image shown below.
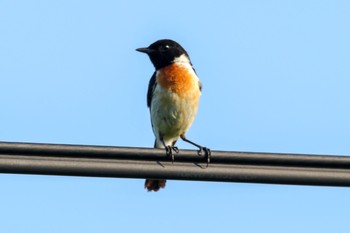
[156,64,199,98]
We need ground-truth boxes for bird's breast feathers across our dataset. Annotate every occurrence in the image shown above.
[150,63,201,139]
[156,63,201,99]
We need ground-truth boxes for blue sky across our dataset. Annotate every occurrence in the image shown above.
[1,1,350,232]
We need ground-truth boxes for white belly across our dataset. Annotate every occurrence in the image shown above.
[150,86,199,146]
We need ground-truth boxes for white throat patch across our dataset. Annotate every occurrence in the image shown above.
[173,54,190,64]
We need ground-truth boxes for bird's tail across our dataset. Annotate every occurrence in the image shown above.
[144,139,167,192]
[144,179,166,192]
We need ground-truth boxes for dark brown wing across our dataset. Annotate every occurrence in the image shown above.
[147,72,157,108]
[193,67,202,92]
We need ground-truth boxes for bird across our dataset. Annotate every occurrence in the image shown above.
[136,39,210,192]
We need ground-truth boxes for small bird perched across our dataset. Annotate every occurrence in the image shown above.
[136,39,210,192]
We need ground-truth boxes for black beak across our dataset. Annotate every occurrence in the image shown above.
[136,47,154,54]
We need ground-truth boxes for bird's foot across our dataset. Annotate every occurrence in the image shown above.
[197,147,211,168]
[165,146,179,163]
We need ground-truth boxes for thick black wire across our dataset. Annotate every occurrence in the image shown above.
[0,141,349,187]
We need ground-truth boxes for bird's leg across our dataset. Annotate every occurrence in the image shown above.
[160,136,178,163]
[180,134,211,167]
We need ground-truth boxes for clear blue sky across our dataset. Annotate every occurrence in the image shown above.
[1,1,350,232]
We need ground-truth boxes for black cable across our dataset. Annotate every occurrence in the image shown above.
[0,141,349,187]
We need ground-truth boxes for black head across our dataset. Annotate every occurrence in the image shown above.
[136,39,191,69]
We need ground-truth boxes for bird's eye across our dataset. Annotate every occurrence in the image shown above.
[160,45,170,51]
